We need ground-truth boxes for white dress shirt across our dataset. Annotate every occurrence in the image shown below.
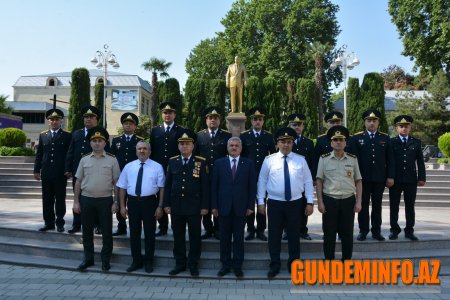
[116,158,165,196]
[257,151,314,205]
[229,155,240,169]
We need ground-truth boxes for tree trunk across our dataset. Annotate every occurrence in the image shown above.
[315,59,324,133]
[150,72,158,126]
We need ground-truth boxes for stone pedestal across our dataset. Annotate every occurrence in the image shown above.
[226,113,247,137]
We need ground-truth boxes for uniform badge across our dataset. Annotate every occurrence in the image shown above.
[116,142,121,149]
[347,171,352,177]
[359,139,364,145]
[193,161,201,177]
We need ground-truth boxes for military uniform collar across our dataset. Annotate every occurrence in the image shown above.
[252,129,262,136]
[276,151,293,158]
[366,130,377,136]
[331,151,347,160]
[90,151,107,158]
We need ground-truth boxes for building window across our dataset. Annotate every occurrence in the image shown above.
[12,112,45,124]
[49,79,55,86]
[46,77,57,86]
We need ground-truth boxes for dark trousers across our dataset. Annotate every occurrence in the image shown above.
[322,195,355,260]
[158,211,169,232]
[202,212,219,234]
[80,196,113,263]
[267,199,301,271]
[41,177,67,227]
[115,194,127,231]
[127,196,158,263]
[246,202,266,233]
[358,181,385,235]
[72,178,81,227]
[172,214,202,268]
[389,183,417,235]
[219,212,246,269]
[299,196,309,234]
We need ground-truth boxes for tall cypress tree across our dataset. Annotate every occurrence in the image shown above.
[184,78,206,132]
[94,82,104,128]
[159,78,183,124]
[68,68,91,131]
[346,77,361,134]
[360,73,387,132]
[296,78,318,137]
[262,76,283,134]
[205,79,227,127]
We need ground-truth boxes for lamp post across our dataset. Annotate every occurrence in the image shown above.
[330,45,360,127]
[90,44,120,128]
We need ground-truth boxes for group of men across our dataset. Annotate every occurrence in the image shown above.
[33,101,426,278]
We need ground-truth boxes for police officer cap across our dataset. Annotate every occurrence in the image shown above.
[327,125,349,140]
[275,127,296,141]
[324,111,343,122]
[394,115,413,125]
[121,113,139,125]
[203,106,221,118]
[288,113,306,124]
[45,108,64,119]
[160,102,177,112]
[362,109,381,120]
[81,105,100,118]
[87,126,109,142]
[247,107,266,118]
[177,128,196,143]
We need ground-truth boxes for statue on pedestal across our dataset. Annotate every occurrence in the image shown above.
[226,56,247,113]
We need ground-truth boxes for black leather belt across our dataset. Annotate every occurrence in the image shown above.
[128,195,157,201]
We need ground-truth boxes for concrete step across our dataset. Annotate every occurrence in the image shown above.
[0,168,36,174]
[0,156,35,163]
[0,192,74,200]
[0,162,34,169]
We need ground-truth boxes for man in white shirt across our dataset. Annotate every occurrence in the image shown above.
[257,127,314,279]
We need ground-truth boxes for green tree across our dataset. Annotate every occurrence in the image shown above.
[262,76,283,133]
[427,70,450,104]
[388,0,450,75]
[185,37,228,80]
[346,77,362,134]
[141,57,172,125]
[94,82,105,127]
[117,114,152,140]
[68,68,91,131]
[296,78,318,137]
[184,78,207,132]
[360,73,388,132]
[244,76,264,111]
[159,78,183,124]
[0,95,13,114]
[286,79,296,115]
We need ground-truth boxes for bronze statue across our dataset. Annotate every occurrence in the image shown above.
[226,56,247,113]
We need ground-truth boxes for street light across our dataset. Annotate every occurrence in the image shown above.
[330,45,360,127]
[90,44,120,128]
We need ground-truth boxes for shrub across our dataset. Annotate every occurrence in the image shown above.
[0,128,27,147]
[437,158,449,164]
[0,146,34,156]
[438,133,450,158]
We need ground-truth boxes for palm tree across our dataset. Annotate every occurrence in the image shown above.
[309,42,331,133]
[141,57,172,125]
[0,94,13,114]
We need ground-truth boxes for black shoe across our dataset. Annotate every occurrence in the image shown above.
[38,225,55,232]
[145,262,153,273]
[405,233,419,241]
[356,232,367,241]
[155,230,167,237]
[94,227,102,235]
[300,233,312,240]
[57,226,65,233]
[102,261,111,271]
[214,231,220,240]
[77,260,94,271]
[234,268,244,278]
[282,233,288,241]
[126,261,143,272]
[201,231,213,239]
[267,268,279,279]
[245,232,255,241]
[389,232,399,240]
[169,266,186,276]
[257,232,268,241]
[68,225,81,234]
[372,233,385,241]
[217,267,230,277]
[190,267,199,277]
[112,229,127,236]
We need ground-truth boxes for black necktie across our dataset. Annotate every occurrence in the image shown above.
[135,162,144,196]
[255,132,259,138]
[211,131,215,139]
[51,131,56,140]
[183,158,189,165]
[370,133,375,140]
[166,126,170,133]
[126,136,130,142]
[403,137,407,145]
[284,156,291,201]
[232,158,237,179]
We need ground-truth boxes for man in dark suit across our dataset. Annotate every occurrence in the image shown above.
[163,129,209,277]
[288,113,315,240]
[211,137,256,278]
[65,105,109,234]
[150,102,184,237]
[389,115,426,241]
[349,109,395,241]
[196,106,232,239]
[240,107,275,241]
[110,113,143,236]
[34,109,72,232]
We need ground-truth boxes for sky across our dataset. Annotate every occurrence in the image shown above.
[0,0,416,100]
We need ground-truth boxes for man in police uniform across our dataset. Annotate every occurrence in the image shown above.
[240,107,275,241]
[150,102,184,237]
[288,113,315,240]
[196,106,232,239]
[349,109,395,241]
[389,115,426,241]
[34,109,72,232]
[110,113,144,236]
[65,105,110,234]
[316,126,362,260]
[73,127,120,272]
[163,129,209,277]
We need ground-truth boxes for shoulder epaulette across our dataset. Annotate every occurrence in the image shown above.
[177,125,185,129]
[346,152,356,158]
[106,152,115,157]
[40,130,48,134]
[81,152,92,158]
[318,133,327,137]
[136,135,144,140]
[195,155,206,161]
[62,129,70,133]
[379,132,388,136]
[221,129,230,133]
[354,131,364,135]
[321,152,331,158]
[263,130,272,135]
[243,129,251,134]
[170,155,179,160]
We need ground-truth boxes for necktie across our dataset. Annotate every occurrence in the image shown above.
[402,137,407,145]
[183,158,189,165]
[296,136,300,145]
[51,131,56,140]
[232,158,237,179]
[370,133,375,140]
[126,136,130,142]
[255,132,259,138]
[135,162,144,196]
[211,131,215,139]
[284,156,291,201]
